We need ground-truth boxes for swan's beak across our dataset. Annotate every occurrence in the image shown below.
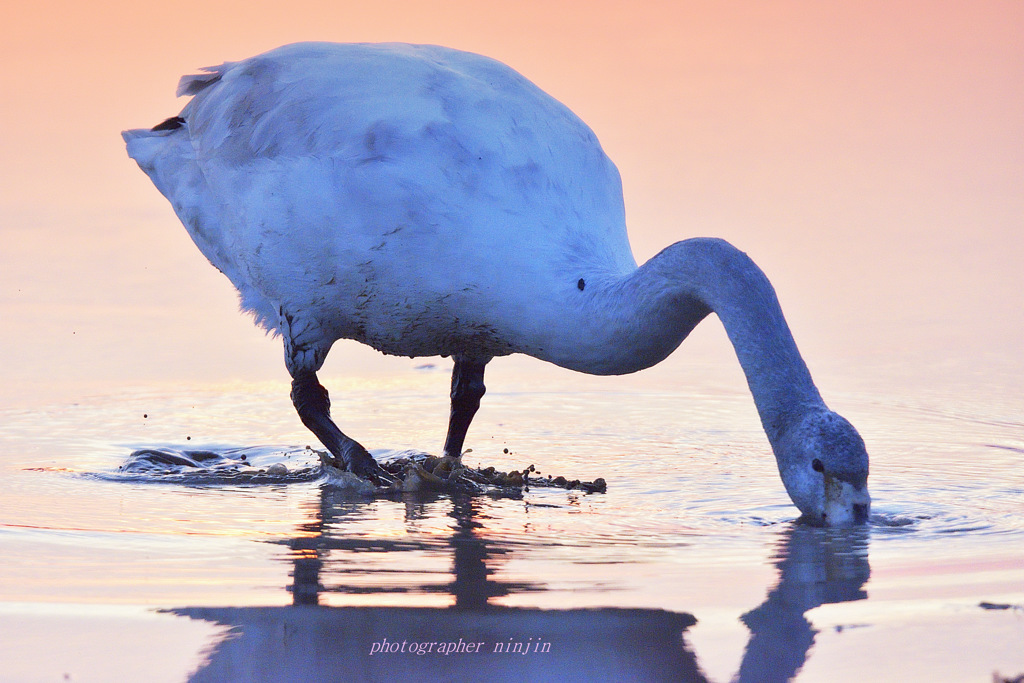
[824,477,871,526]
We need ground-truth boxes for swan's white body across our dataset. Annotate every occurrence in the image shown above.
[124,42,870,524]
[125,42,651,373]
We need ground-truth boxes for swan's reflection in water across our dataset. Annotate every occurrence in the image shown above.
[286,489,543,608]
[737,524,871,682]
[171,488,870,682]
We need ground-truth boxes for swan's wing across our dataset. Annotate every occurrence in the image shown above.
[125,43,635,341]
[190,45,631,270]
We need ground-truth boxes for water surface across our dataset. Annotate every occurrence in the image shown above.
[2,358,1021,682]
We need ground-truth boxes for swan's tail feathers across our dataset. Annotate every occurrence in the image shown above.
[151,116,185,132]
[121,121,197,208]
[122,64,229,163]
[176,63,230,97]
[121,126,182,172]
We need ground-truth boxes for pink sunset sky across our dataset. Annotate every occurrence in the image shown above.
[1,0,1021,402]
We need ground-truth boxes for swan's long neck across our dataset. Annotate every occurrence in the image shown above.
[613,238,825,445]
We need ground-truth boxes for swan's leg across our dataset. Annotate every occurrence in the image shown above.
[290,370,383,481]
[281,310,385,483]
[443,358,488,458]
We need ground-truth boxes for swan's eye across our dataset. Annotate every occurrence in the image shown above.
[811,458,824,473]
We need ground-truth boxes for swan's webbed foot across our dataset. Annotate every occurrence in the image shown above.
[345,448,392,486]
[317,444,396,487]
[431,453,463,476]
[290,369,395,487]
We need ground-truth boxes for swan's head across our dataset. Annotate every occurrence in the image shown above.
[774,410,870,526]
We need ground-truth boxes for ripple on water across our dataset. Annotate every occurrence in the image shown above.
[90,444,323,485]
[867,495,1024,541]
[79,421,1024,558]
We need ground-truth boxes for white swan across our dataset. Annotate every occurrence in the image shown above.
[123,42,869,525]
